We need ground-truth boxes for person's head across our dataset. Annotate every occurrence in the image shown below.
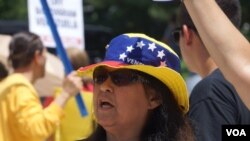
[66,47,92,86]
[175,0,241,73]
[78,33,194,141]
[8,31,47,80]
[0,61,8,81]
[179,0,241,33]
[66,47,90,70]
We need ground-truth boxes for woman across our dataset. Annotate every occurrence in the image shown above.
[0,31,82,141]
[78,33,195,141]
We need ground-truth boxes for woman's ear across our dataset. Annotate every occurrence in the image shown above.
[147,89,161,109]
[34,50,40,64]
[34,50,44,65]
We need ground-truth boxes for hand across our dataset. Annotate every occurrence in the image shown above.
[62,71,83,97]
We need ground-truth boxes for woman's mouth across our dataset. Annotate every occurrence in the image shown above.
[99,100,114,109]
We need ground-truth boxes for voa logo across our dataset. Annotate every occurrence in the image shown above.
[226,129,246,136]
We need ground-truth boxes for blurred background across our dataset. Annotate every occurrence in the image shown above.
[0,0,249,93]
[1,0,249,61]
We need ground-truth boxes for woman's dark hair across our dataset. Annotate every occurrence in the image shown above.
[0,61,8,80]
[8,31,44,69]
[139,72,195,141]
[81,70,195,141]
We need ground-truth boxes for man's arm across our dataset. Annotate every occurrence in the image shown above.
[183,0,250,109]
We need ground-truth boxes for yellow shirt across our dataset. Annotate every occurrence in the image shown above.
[55,88,95,141]
[0,73,64,141]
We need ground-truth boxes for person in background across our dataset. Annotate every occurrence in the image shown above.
[176,0,250,140]
[77,33,195,141]
[0,31,83,141]
[66,47,93,91]
[182,0,250,109]
[52,47,95,141]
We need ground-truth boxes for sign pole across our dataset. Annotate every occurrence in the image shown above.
[40,0,88,117]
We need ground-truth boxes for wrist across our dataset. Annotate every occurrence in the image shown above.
[60,90,71,100]
[53,90,71,108]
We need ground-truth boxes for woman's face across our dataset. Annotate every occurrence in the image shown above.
[37,48,47,78]
[93,67,159,133]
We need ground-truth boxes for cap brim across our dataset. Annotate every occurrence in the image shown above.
[78,61,189,114]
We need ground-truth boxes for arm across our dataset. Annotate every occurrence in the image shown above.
[14,71,82,139]
[184,0,250,109]
[14,86,64,139]
[54,71,83,108]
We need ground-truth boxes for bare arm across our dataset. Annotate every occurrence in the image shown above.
[54,71,83,108]
[184,0,250,109]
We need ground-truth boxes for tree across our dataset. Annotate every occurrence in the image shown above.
[84,0,179,39]
[0,0,27,20]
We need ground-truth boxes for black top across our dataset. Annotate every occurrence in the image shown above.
[189,69,250,141]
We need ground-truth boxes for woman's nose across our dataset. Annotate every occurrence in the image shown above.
[99,76,114,93]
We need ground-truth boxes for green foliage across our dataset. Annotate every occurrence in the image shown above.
[240,0,250,40]
[0,0,27,20]
[84,0,179,39]
[1,0,248,40]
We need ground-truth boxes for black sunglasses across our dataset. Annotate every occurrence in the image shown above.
[171,27,182,45]
[93,67,149,86]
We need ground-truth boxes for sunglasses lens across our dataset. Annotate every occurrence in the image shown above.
[93,67,109,85]
[93,67,140,86]
[110,70,137,86]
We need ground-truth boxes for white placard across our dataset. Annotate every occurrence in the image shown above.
[28,0,84,50]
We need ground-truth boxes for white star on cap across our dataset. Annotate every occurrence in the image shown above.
[119,53,127,61]
[126,45,134,52]
[157,50,165,59]
[136,41,145,49]
[148,43,157,52]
